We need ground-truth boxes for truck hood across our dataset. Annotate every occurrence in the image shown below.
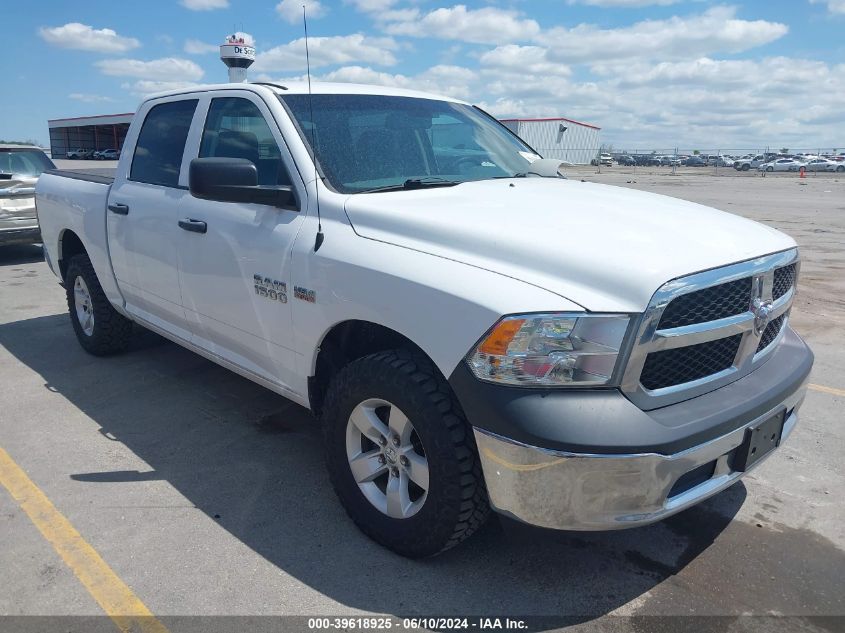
[343,178,795,312]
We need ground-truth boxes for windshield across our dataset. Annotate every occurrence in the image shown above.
[279,94,540,193]
[0,149,55,177]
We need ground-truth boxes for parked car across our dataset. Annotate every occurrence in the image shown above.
[66,148,95,159]
[36,82,813,558]
[707,156,731,167]
[759,158,806,172]
[616,155,636,166]
[683,156,706,167]
[635,154,661,166]
[660,155,681,166]
[0,144,55,246]
[95,149,121,161]
[804,158,845,172]
[734,155,767,171]
[590,153,613,166]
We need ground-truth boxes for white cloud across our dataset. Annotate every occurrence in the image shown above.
[479,45,572,76]
[121,80,201,96]
[535,6,788,63]
[809,0,845,14]
[478,55,845,148]
[184,39,219,54]
[262,64,478,100]
[180,0,229,10]
[95,57,204,81]
[382,5,540,44]
[68,93,114,103]
[38,23,140,53]
[567,0,679,6]
[276,0,327,23]
[253,34,397,72]
[346,0,395,11]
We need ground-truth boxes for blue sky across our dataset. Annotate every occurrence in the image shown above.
[3,0,844,149]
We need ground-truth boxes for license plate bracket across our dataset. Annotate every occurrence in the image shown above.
[733,410,786,472]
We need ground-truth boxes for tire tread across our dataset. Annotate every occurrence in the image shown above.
[65,254,133,355]
[322,349,490,557]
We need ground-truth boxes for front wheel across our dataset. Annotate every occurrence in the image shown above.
[65,254,133,355]
[322,350,489,558]
[766,166,774,172]
[837,165,845,172]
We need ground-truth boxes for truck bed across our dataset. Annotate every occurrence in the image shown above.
[44,168,115,185]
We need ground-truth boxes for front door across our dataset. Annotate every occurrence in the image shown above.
[107,98,199,339]
[177,93,306,393]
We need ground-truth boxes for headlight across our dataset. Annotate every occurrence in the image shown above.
[466,313,630,387]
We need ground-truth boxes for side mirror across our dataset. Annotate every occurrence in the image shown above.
[189,157,298,210]
[524,157,570,178]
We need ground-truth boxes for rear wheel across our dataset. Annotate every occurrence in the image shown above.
[322,350,489,558]
[65,254,133,355]
[837,165,845,172]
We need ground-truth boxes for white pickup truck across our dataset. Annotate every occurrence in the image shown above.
[36,82,813,558]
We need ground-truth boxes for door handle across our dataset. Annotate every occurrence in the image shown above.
[108,203,129,215]
[178,218,207,234]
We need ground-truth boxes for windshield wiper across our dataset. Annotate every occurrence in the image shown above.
[356,177,461,194]
[491,173,529,179]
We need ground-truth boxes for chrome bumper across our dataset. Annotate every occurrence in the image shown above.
[473,383,806,530]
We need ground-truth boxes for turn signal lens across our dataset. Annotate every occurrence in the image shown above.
[478,319,525,355]
[468,313,630,387]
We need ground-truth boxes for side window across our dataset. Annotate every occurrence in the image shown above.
[199,98,290,187]
[130,99,198,187]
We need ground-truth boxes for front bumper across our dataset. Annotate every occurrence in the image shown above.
[452,328,812,530]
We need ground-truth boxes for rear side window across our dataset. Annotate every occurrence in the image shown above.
[130,99,198,187]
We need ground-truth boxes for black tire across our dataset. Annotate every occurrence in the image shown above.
[741,164,750,171]
[65,254,133,356]
[766,166,774,172]
[322,350,490,558]
[837,165,844,172]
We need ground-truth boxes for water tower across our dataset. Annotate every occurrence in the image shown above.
[220,33,255,83]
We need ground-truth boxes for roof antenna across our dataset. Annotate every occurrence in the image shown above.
[304,4,324,252]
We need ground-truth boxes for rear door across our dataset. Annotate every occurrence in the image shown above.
[107,97,199,339]
[176,91,306,392]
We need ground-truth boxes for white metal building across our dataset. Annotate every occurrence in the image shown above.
[500,117,601,165]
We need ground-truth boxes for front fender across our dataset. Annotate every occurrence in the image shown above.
[291,222,582,389]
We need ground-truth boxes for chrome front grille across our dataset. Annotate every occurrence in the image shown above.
[757,313,786,353]
[657,277,752,329]
[773,264,796,300]
[622,249,798,410]
[640,334,743,391]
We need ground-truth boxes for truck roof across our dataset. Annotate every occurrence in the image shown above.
[142,81,469,106]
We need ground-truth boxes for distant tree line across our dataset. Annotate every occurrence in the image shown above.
[0,139,41,146]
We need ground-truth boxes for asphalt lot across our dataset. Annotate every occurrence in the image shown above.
[1,166,843,632]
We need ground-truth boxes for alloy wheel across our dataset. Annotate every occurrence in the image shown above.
[73,276,95,336]
[345,398,429,519]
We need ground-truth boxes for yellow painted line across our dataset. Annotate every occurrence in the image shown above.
[809,383,845,397]
[0,446,169,633]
